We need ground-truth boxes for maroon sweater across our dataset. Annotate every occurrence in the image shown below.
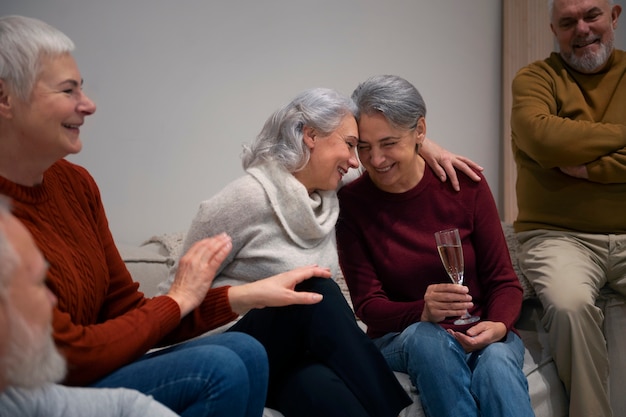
[336,167,522,338]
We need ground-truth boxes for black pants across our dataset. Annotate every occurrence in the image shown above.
[228,277,411,417]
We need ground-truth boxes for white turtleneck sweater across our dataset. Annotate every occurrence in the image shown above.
[160,161,340,293]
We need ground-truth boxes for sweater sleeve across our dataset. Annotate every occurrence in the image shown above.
[510,59,626,170]
[0,385,179,417]
[38,162,236,386]
[469,178,523,331]
[586,149,626,184]
[165,174,280,293]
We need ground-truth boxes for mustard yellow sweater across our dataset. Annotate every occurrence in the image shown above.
[511,50,626,233]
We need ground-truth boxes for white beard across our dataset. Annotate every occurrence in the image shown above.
[3,306,67,388]
[561,31,615,73]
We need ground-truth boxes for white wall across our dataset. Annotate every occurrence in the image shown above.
[2,1,625,244]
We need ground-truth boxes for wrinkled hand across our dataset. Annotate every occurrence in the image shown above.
[228,265,332,315]
[167,233,232,318]
[421,283,473,323]
[420,137,483,191]
[447,321,507,353]
[560,165,588,179]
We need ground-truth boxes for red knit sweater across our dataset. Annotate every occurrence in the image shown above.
[0,160,238,385]
[336,168,522,339]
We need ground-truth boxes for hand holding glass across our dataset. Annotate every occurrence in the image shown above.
[434,228,480,325]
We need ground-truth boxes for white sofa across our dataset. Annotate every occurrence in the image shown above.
[118,222,626,417]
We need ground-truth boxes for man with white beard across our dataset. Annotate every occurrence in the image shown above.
[510,1,626,416]
[0,195,179,417]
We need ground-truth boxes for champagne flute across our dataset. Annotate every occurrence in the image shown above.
[434,228,480,325]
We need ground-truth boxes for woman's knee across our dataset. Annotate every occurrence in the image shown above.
[473,334,525,376]
[169,333,269,393]
[400,322,446,349]
[187,332,268,376]
[392,322,458,366]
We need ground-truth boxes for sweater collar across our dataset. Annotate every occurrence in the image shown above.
[247,161,339,248]
[0,173,49,204]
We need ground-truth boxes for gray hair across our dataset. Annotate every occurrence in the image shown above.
[242,87,357,172]
[548,0,614,19]
[0,15,74,101]
[351,74,426,131]
[0,196,18,299]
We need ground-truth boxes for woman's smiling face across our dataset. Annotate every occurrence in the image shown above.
[9,53,96,167]
[357,112,425,193]
[298,114,360,193]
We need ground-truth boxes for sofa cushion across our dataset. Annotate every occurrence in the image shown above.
[500,221,536,299]
[121,225,570,417]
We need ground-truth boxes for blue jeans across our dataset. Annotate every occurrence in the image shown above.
[91,332,268,417]
[374,322,533,417]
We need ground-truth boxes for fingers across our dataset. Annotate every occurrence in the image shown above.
[429,283,469,295]
[276,265,331,288]
[289,291,323,305]
[203,234,232,269]
[227,265,332,315]
[456,156,484,172]
[440,158,460,191]
[452,158,482,184]
[290,265,332,281]
[184,233,232,265]
[560,165,588,179]
[423,284,472,322]
[168,233,232,317]
[449,321,506,353]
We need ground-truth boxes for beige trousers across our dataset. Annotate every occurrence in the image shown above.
[517,229,626,417]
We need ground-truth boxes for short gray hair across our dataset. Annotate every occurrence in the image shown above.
[242,87,357,172]
[0,196,18,299]
[548,0,614,19]
[0,15,74,101]
[351,74,426,131]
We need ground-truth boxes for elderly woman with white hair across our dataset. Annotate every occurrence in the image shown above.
[0,14,352,417]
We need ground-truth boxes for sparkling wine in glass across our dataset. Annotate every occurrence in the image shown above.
[434,228,480,325]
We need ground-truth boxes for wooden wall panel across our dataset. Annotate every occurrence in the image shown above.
[501,0,553,222]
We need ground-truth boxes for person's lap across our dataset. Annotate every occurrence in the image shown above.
[374,322,531,417]
[516,229,623,415]
[229,277,411,417]
[91,331,268,417]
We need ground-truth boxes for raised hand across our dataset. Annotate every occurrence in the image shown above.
[166,233,232,317]
[228,265,332,315]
